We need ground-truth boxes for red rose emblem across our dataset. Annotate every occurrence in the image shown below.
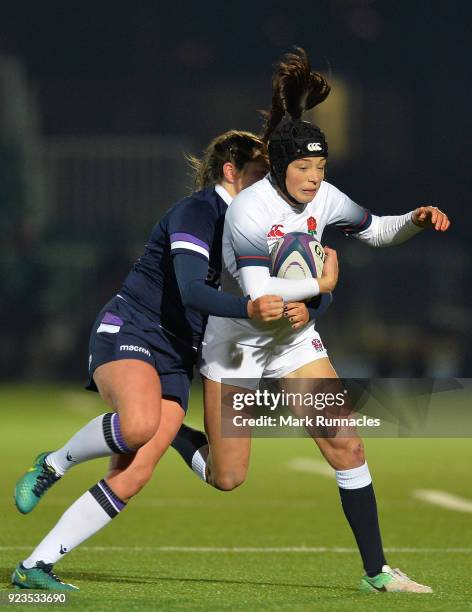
[311,338,324,351]
[307,217,317,234]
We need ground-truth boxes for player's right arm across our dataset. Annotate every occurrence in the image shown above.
[227,194,338,301]
[169,198,283,321]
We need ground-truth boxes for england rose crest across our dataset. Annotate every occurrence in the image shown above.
[307,216,317,236]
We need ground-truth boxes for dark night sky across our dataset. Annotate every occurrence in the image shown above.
[1,1,470,379]
[0,1,470,227]
[0,2,467,79]
[1,1,470,130]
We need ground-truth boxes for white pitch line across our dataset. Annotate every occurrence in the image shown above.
[1,546,471,553]
[287,457,334,478]
[288,461,472,516]
[414,489,472,513]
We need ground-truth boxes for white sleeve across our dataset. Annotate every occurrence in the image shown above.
[355,212,423,247]
[239,266,320,301]
[326,183,373,235]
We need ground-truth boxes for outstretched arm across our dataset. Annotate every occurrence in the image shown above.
[355,206,450,247]
[327,183,450,246]
[354,212,422,247]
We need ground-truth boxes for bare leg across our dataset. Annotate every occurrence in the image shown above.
[283,357,386,578]
[20,358,181,571]
[107,399,185,501]
[202,378,252,490]
[283,357,365,469]
[94,359,162,449]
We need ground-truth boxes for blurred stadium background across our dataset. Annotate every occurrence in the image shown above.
[1,2,471,608]
[0,1,470,383]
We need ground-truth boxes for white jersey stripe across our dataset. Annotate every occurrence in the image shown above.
[171,241,209,259]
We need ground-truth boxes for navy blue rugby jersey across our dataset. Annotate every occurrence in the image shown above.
[120,187,227,349]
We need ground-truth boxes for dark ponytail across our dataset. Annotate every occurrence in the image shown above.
[262,47,330,143]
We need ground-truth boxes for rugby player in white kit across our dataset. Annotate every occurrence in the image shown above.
[172,48,450,593]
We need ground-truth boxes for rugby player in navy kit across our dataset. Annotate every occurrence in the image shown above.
[11,130,327,590]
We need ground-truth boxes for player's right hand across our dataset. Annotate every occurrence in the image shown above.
[247,295,284,321]
[317,247,339,294]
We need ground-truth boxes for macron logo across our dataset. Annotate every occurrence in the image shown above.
[307,142,322,152]
[119,345,151,357]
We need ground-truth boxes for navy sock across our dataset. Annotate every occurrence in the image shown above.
[338,483,386,577]
[171,423,208,468]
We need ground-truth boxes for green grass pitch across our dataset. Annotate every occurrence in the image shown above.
[1,384,471,610]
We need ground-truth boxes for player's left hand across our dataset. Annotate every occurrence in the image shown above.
[284,302,310,330]
[412,206,450,231]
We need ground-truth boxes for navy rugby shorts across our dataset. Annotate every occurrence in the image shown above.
[86,295,194,412]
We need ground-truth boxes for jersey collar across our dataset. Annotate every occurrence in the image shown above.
[215,184,233,206]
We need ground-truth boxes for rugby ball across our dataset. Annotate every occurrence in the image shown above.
[271,232,325,279]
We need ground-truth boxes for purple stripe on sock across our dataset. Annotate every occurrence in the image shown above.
[102,312,124,326]
[170,233,209,251]
[98,479,126,511]
[111,413,134,454]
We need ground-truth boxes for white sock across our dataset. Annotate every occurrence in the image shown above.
[335,462,372,490]
[46,413,134,476]
[22,479,126,568]
[191,444,208,482]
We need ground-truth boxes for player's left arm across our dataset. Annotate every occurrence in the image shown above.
[328,185,451,247]
[356,205,450,247]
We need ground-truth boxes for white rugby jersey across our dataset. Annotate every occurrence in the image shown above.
[203,176,421,346]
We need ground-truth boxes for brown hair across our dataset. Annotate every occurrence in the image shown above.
[187,130,267,191]
[262,47,331,143]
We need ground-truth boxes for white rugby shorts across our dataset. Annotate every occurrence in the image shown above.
[200,321,328,389]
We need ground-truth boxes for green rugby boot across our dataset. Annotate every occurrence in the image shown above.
[14,452,61,514]
[360,564,433,593]
[11,562,78,591]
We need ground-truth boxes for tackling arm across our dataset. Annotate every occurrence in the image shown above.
[173,253,249,318]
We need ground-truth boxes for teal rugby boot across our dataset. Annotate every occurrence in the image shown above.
[14,451,61,514]
[11,561,79,591]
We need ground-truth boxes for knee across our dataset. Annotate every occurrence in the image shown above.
[211,471,247,492]
[325,439,365,470]
[347,439,366,464]
[120,413,160,450]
